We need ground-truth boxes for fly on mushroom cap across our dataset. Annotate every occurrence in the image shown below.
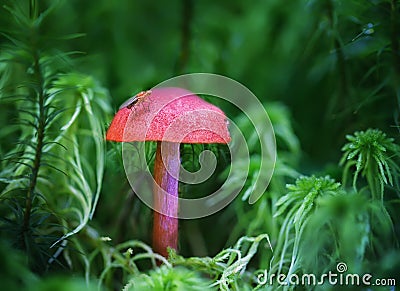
[106,87,231,144]
[119,90,152,110]
[106,86,231,258]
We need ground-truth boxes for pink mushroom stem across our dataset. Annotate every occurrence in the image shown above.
[152,141,180,257]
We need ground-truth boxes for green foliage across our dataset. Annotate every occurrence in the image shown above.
[170,234,272,291]
[0,239,37,290]
[300,191,393,275]
[88,239,168,290]
[123,265,212,291]
[274,176,341,226]
[272,176,341,276]
[67,232,270,290]
[0,0,111,272]
[340,128,400,199]
[29,276,97,291]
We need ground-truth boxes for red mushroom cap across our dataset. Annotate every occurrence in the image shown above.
[106,87,231,144]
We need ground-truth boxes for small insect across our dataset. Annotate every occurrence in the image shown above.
[119,90,152,110]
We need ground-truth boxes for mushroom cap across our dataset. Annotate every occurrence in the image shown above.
[106,87,231,144]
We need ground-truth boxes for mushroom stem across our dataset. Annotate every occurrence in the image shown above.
[152,141,180,258]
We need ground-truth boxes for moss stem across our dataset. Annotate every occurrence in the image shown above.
[23,26,45,235]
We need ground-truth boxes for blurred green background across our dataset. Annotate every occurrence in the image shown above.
[34,0,398,160]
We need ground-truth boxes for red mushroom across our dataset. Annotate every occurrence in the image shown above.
[106,87,230,258]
